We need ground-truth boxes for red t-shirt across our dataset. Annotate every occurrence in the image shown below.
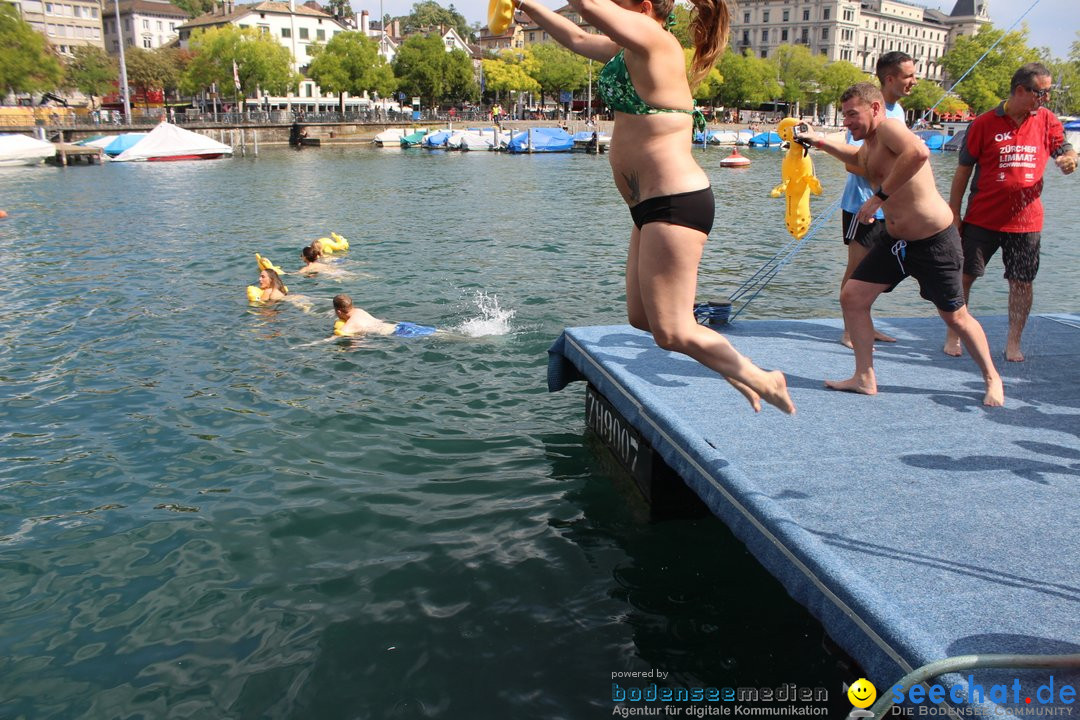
[960,104,1068,233]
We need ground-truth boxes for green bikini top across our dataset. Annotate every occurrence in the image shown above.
[598,50,706,133]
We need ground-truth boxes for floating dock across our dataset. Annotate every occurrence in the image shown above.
[548,314,1080,715]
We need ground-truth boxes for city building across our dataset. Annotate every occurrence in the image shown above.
[730,0,991,84]
[5,0,105,56]
[101,0,189,52]
[177,0,353,108]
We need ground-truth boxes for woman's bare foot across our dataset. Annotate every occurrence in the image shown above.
[983,376,1005,407]
[824,370,877,395]
[758,370,796,414]
[726,377,761,413]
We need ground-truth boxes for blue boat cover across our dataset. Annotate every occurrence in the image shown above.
[104,133,147,156]
[1063,120,1080,131]
[548,314,1080,716]
[507,127,574,153]
[748,131,783,146]
[916,130,946,151]
[422,131,450,147]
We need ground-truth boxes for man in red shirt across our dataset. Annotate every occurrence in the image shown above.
[945,63,1077,361]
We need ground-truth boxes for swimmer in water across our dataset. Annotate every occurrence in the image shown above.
[332,294,437,338]
[298,245,335,276]
[255,267,288,302]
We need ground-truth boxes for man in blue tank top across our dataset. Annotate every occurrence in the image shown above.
[837,51,916,347]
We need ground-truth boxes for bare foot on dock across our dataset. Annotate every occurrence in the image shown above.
[874,329,897,343]
[841,329,895,349]
[726,377,761,413]
[824,372,877,396]
[943,332,963,357]
[759,370,796,414]
[1005,343,1025,363]
[984,376,1005,407]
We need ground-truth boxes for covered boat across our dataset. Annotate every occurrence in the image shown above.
[373,128,408,146]
[915,129,946,151]
[506,127,574,153]
[0,134,55,166]
[747,131,783,147]
[399,130,428,147]
[450,129,498,150]
[1065,119,1080,149]
[111,123,231,162]
[85,133,147,157]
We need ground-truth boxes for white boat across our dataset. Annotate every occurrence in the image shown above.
[0,134,55,166]
[111,122,232,162]
[707,130,740,145]
[373,128,407,146]
[455,128,500,151]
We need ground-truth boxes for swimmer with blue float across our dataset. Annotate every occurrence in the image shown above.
[332,294,438,338]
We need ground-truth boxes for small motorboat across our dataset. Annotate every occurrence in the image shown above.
[719,148,750,168]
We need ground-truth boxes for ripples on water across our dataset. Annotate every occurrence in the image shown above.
[0,146,1074,718]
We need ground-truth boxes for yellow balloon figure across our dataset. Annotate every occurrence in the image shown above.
[770,118,823,240]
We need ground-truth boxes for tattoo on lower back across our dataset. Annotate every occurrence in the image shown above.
[624,172,640,204]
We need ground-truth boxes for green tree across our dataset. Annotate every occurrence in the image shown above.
[669,4,692,49]
[182,25,300,108]
[399,0,469,41]
[171,0,214,18]
[66,45,116,108]
[816,60,867,107]
[308,31,396,113]
[392,33,477,108]
[772,44,826,113]
[527,43,586,112]
[714,49,779,110]
[323,0,356,24]
[0,3,64,95]
[939,25,1039,113]
[125,46,179,111]
[481,54,540,104]
[682,47,723,102]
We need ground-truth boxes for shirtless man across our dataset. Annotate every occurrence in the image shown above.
[332,294,438,338]
[805,83,1004,406]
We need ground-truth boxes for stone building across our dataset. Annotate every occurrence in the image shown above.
[101,0,189,52]
[730,0,991,83]
[5,0,105,56]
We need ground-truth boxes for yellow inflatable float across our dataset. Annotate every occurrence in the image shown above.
[770,118,823,240]
[315,232,350,255]
[247,253,288,303]
[488,0,515,35]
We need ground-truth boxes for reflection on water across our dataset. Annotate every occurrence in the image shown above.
[0,145,1074,718]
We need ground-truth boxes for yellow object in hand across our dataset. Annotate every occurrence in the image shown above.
[770,118,824,240]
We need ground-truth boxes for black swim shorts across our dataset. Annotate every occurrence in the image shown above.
[629,186,714,235]
[960,223,1041,283]
[841,210,885,248]
[851,225,966,312]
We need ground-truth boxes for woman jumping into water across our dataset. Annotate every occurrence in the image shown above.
[518,0,794,413]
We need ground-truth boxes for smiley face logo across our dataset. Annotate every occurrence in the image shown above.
[848,678,877,708]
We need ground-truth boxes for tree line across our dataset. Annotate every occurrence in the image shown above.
[3,0,1079,119]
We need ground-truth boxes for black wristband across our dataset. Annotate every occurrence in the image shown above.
[875,188,889,201]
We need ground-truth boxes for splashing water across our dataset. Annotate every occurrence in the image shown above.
[453,290,515,337]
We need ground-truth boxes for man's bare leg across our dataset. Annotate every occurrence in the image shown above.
[939,306,1004,406]
[840,239,896,348]
[827,279,885,394]
[1006,279,1032,362]
[944,273,976,356]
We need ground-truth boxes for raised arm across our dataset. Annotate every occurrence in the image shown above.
[517,0,619,62]
[808,130,862,167]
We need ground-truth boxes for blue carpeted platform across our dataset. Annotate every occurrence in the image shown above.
[548,314,1080,714]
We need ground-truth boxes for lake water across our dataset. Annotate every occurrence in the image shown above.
[0,145,1075,719]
